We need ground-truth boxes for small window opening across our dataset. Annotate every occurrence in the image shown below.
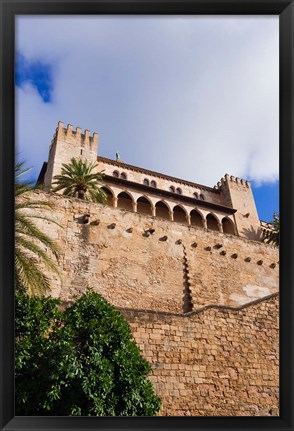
[143,179,150,186]
[121,172,127,180]
[151,180,157,188]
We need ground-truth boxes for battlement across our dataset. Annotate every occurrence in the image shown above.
[43,121,99,189]
[214,174,250,190]
[35,121,279,417]
[41,121,262,240]
[53,121,98,150]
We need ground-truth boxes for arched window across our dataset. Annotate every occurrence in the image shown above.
[100,187,114,206]
[193,192,199,199]
[120,172,127,180]
[117,192,133,211]
[190,209,204,228]
[169,186,175,193]
[143,178,149,186]
[137,196,152,216]
[155,201,170,220]
[222,217,236,235]
[206,213,219,231]
[113,170,119,178]
[176,188,182,194]
[150,180,157,188]
[173,205,188,224]
[199,194,205,200]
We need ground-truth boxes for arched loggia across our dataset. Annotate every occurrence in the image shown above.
[206,213,220,232]
[137,196,152,216]
[155,201,170,220]
[222,217,236,235]
[190,209,204,228]
[173,205,188,224]
[100,186,114,206]
[117,191,134,212]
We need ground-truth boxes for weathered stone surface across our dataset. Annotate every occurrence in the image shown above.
[24,190,278,313]
[122,295,279,416]
[21,189,279,416]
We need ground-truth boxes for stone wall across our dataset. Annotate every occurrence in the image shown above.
[121,294,279,416]
[97,181,237,236]
[219,174,261,240]
[44,122,98,187]
[41,121,262,240]
[96,157,222,204]
[24,190,279,313]
[22,189,279,416]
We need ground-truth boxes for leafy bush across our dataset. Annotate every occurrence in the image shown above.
[16,289,161,416]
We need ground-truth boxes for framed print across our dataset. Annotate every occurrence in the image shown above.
[0,1,293,431]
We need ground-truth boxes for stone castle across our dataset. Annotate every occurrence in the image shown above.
[33,121,279,416]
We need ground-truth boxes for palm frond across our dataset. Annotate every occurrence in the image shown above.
[15,212,59,260]
[15,200,55,210]
[16,235,60,276]
[15,210,63,230]
[15,249,50,296]
[52,157,107,203]
[88,187,108,203]
[15,161,61,295]
[15,161,32,180]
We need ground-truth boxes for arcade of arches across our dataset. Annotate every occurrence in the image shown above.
[99,187,236,235]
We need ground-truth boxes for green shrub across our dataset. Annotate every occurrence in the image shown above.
[15,289,161,416]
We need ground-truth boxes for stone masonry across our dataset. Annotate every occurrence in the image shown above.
[29,122,280,416]
[22,190,279,416]
[24,191,279,312]
[122,294,279,416]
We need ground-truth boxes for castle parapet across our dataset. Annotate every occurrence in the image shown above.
[54,121,98,150]
[215,174,250,190]
[215,173,259,240]
[43,121,99,189]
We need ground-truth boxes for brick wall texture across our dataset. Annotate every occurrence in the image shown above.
[22,190,279,416]
[122,294,279,416]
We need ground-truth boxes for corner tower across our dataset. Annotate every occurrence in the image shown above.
[217,174,261,240]
[43,121,98,188]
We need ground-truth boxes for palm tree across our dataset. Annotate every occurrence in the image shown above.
[15,162,60,296]
[52,158,107,203]
[262,212,279,246]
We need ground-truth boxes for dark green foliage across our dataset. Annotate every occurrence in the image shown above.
[15,288,62,412]
[16,290,161,416]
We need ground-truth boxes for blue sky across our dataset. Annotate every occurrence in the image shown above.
[15,16,279,222]
[16,53,53,103]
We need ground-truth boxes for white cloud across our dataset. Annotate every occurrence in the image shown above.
[16,83,59,173]
[16,15,279,187]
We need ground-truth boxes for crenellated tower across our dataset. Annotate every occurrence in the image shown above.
[216,174,261,240]
[39,121,267,242]
[43,121,98,189]
[32,121,279,417]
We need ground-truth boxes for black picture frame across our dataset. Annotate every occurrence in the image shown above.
[0,1,293,430]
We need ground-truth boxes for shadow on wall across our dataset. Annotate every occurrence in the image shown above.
[81,224,91,242]
[242,225,263,242]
